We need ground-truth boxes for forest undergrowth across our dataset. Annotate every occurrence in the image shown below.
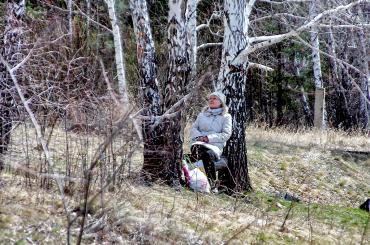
[0,125,369,244]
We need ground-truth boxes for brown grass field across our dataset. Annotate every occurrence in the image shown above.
[0,125,369,244]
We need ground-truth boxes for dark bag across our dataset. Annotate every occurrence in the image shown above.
[359,198,370,212]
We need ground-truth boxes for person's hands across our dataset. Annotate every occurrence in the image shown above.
[196,136,209,143]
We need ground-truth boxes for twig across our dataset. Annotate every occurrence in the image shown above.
[307,197,314,244]
[280,201,295,232]
[294,35,370,107]
[0,53,72,244]
[75,107,135,244]
[99,58,122,106]
[133,70,215,129]
[224,221,254,244]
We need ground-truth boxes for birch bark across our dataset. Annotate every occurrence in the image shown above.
[67,0,73,43]
[130,0,166,181]
[164,0,191,110]
[104,0,129,103]
[217,0,256,192]
[186,0,198,79]
[309,0,326,129]
[162,0,193,185]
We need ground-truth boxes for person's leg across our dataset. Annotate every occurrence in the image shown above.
[202,149,217,185]
[190,145,219,187]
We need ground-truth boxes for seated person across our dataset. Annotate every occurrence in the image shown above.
[190,91,232,185]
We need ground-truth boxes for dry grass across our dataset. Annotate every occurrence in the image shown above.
[247,125,370,152]
[246,125,370,206]
[0,125,369,244]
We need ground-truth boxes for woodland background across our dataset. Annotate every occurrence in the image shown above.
[0,0,369,244]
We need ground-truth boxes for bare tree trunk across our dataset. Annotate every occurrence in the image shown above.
[217,0,255,192]
[186,0,198,79]
[86,0,91,37]
[309,0,326,129]
[67,0,73,43]
[327,26,351,129]
[104,0,129,103]
[130,0,165,181]
[164,0,191,110]
[162,0,192,185]
[275,42,284,126]
[0,0,25,170]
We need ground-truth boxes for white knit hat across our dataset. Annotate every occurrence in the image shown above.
[209,91,228,111]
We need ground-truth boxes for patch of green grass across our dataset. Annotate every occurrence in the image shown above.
[15,240,26,245]
[248,191,368,228]
[286,202,368,227]
[31,232,45,242]
[317,206,369,226]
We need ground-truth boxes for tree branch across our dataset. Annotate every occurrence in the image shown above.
[197,42,222,51]
[248,62,274,72]
[234,0,369,64]
[294,35,370,107]
[0,53,72,237]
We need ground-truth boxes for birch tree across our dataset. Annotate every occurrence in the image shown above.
[214,0,369,191]
[104,0,129,103]
[309,1,326,129]
[164,0,191,109]
[129,0,199,184]
[130,0,164,181]
[127,0,369,189]
[0,0,26,170]
[67,0,73,43]
[186,0,198,78]
[217,0,255,192]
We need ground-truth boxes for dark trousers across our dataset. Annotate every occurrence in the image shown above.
[190,145,217,184]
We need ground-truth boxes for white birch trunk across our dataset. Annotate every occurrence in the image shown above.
[218,0,254,89]
[217,0,256,192]
[309,0,326,129]
[186,0,198,78]
[327,26,339,80]
[130,0,177,182]
[165,0,191,110]
[161,0,194,184]
[105,0,129,103]
[130,0,161,115]
[86,0,91,36]
[68,0,73,43]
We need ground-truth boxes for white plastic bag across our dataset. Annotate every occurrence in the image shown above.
[188,168,210,193]
[182,160,210,193]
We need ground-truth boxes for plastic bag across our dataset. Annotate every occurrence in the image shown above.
[189,168,210,193]
[182,161,210,193]
[193,160,206,174]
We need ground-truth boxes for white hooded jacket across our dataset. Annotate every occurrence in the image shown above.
[190,92,232,159]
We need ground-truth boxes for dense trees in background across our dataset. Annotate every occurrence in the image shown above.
[0,0,369,193]
[0,0,26,170]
